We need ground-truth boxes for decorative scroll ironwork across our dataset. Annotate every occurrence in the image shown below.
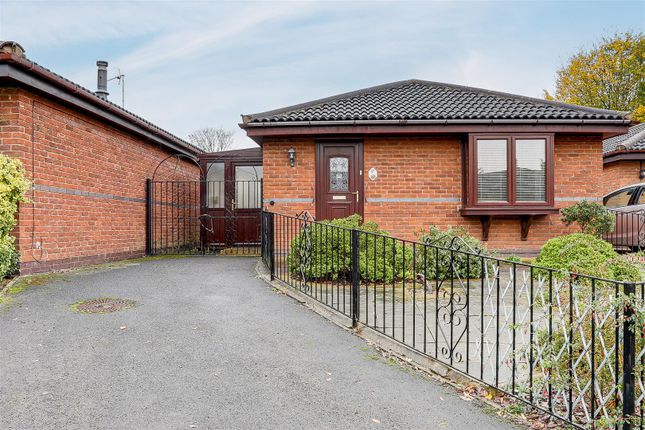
[148,179,262,255]
[434,249,470,363]
[295,211,315,287]
[263,211,643,429]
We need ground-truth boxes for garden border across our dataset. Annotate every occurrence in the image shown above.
[260,210,644,430]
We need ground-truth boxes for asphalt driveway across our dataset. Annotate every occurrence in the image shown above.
[0,257,517,430]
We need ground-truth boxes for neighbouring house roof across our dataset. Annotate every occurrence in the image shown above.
[242,79,629,125]
[603,122,645,154]
[0,47,202,157]
[199,147,261,159]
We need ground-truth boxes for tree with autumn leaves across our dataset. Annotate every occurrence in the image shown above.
[545,32,644,122]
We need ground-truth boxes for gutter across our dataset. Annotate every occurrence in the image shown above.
[0,53,202,157]
[603,149,645,164]
[240,118,631,128]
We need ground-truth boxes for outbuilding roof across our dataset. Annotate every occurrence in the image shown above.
[242,79,628,125]
[603,122,645,154]
[0,46,202,157]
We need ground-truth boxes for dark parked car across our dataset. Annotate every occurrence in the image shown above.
[602,184,645,250]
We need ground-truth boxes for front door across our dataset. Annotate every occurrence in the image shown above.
[316,142,363,220]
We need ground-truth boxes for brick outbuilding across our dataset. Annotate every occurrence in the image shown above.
[0,42,202,273]
[602,122,645,195]
[241,80,631,254]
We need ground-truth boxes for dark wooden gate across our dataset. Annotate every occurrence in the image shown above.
[146,178,262,255]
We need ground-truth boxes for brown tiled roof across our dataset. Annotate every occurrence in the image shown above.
[243,79,628,125]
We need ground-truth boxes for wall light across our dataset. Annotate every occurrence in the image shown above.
[288,147,296,167]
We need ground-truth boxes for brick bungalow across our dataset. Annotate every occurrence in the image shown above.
[0,42,202,273]
[602,122,645,195]
[241,79,631,254]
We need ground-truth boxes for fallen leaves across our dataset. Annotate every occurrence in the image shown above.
[459,382,564,429]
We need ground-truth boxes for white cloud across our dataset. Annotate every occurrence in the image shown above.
[0,1,182,46]
[1,0,640,149]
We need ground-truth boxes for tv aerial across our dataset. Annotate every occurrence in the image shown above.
[108,69,125,108]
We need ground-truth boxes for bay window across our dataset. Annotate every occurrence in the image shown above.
[463,134,555,214]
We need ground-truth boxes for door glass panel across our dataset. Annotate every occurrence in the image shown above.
[516,139,546,201]
[477,139,508,202]
[329,157,349,191]
[235,166,263,209]
[206,162,224,208]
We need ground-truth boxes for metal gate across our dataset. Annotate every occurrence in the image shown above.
[146,179,262,255]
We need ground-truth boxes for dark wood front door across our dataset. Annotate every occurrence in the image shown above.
[316,142,363,220]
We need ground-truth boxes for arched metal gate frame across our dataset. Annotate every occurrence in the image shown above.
[145,154,262,255]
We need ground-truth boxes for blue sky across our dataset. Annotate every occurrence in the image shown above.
[0,0,643,147]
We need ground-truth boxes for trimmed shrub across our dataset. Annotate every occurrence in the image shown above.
[0,155,29,279]
[535,233,642,282]
[417,226,488,280]
[560,200,614,236]
[0,235,19,278]
[287,215,412,283]
[607,255,643,282]
[535,233,618,279]
[529,233,643,423]
[418,225,486,254]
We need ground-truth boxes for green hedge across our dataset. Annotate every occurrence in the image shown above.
[0,155,29,279]
[287,215,412,283]
[0,235,19,278]
[287,219,492,283]
[534,233,642,281]
[288,218,643,285]
[417,226,489,280]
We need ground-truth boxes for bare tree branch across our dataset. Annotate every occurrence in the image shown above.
[187,127,235,152]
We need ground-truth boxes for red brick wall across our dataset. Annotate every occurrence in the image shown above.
[602,160,643,195]
[262,133,605,254]
[262,138,316,215]
[0,87,200,273]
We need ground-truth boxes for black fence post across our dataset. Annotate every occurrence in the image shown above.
[268,212,275,281]
[145,178,152,256]
[622,282,636,430]
[351,229,360,328]
[261,212,266,263]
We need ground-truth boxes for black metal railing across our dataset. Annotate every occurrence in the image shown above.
[604,209,645,251]
[261,210,644,430]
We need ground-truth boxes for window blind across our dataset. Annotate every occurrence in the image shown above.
[477,139,508,202]
[515,139,546,202]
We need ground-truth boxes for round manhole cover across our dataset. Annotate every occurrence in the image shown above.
[72,298,137,314]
